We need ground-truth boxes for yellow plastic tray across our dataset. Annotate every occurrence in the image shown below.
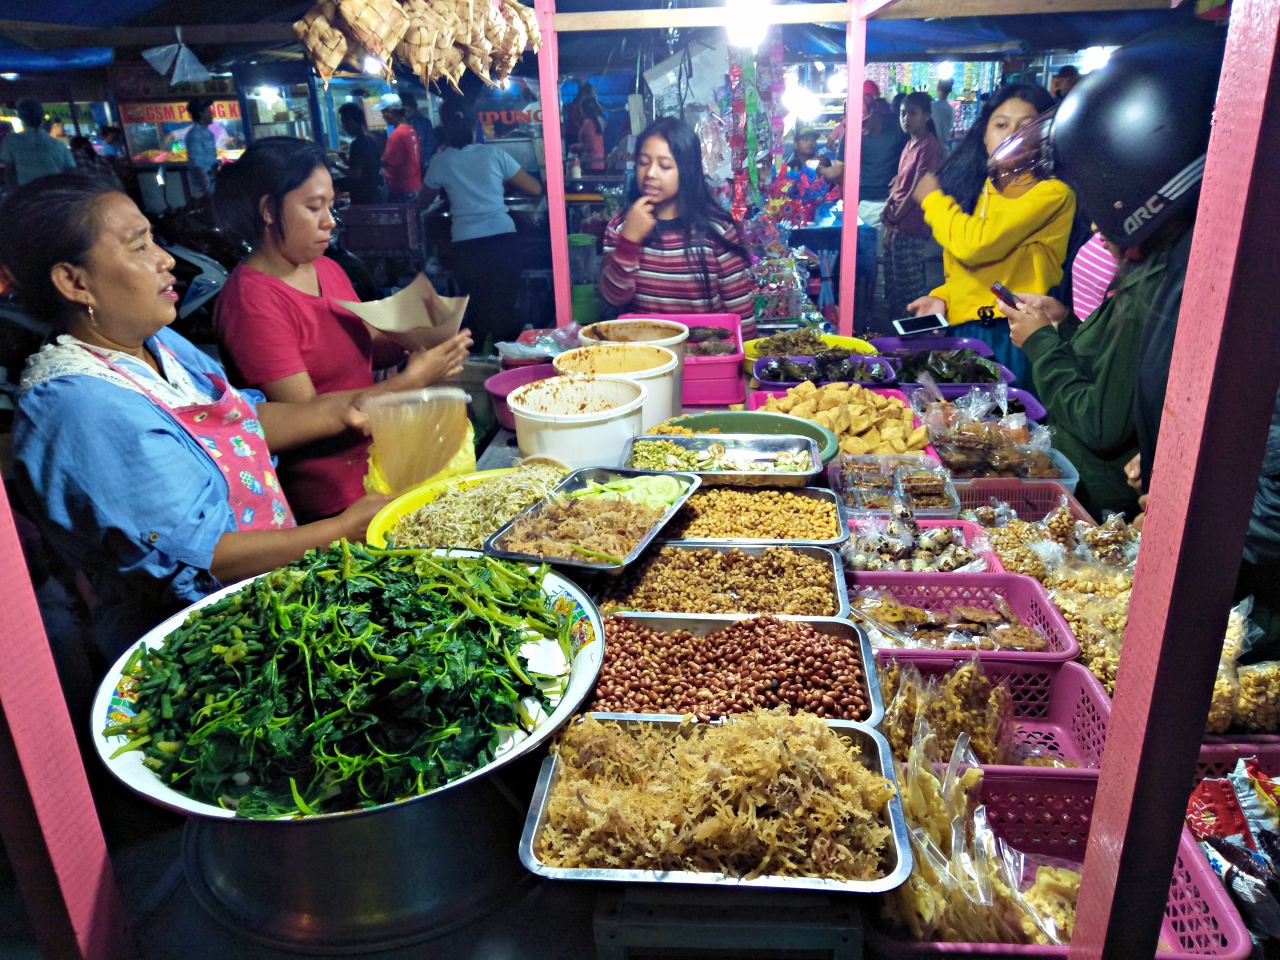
[366,469,517,547]
[742,333,877,374]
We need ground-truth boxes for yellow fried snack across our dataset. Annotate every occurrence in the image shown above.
[763,383,930,455]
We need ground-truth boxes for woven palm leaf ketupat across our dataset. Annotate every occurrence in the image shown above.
[293,1,348,85]
[339,0,411,65]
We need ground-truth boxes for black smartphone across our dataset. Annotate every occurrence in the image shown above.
[890,313,949,336]
[990,281,1022,310]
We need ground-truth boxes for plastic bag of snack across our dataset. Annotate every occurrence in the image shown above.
[1199,835,1280,938]
[1233,661,1280,733]
[1079,512,1141,568]
[962,497,1019,529]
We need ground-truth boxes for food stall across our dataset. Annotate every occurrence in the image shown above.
[109,64,246,210]
[3,1,1279,959]
[231,61,323,144]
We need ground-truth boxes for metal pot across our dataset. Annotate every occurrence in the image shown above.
[183,758,538,953]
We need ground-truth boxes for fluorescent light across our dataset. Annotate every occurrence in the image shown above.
[813,61,826,73]
[937,62,955,81]
[0,72,19,81]
[782,83,821,122]
[725,0,769,50]
[1080,46,1113,73]
[362,55,384,75]
[827,72,847,95]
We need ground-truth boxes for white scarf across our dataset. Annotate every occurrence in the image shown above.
[20,334,212,407]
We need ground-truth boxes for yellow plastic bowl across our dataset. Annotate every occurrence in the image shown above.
[365,468,517,547]
[742,333,877,374]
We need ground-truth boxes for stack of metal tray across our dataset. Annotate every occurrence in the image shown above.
[484,467,700,573]
[519,712,911,893]
[619,434,823,487]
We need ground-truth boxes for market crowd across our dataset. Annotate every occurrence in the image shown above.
[0,19,1275,665]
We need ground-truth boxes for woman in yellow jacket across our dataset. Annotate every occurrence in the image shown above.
[907,83,1074,385]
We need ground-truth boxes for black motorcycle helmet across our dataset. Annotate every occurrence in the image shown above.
[988,21,1225,248]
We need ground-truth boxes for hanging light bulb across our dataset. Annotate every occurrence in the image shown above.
[827,71,847,95]
[937,62,955,81]
[782,82,821,122]
[725,0,769,50]
[362,55,384,76]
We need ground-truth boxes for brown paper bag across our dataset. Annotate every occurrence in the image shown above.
[337,273,469,350]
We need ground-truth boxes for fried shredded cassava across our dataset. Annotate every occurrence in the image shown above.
[503,496,663,562]
[538,709,895,881]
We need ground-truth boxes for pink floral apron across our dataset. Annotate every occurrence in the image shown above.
[86,345,296,531]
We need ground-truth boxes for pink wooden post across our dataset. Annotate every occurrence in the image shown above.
[837,8,868,337]
[0,483,132,957]
[1069,2,1280,955]
[534,0,573,326]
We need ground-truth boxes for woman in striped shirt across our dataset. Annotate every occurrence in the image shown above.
[598,117,754,325]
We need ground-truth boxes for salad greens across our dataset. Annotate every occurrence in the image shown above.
[104,542,572,818]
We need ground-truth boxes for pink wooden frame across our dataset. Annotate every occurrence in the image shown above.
[535,0,574,327]
[0,482,131,957]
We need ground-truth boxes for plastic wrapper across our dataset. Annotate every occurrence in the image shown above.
[961,497,1019,530]
[880,723,1079,944]
[1078,512,1140,568]
[843,509,984,575]
[880,658,1014,765]
[1233,663,1280,733]
[751,257,807,323]
[1187,777,1257,847]
[849,587,1049,654]
[1199,836,1280,939]
[920,386,1060,480]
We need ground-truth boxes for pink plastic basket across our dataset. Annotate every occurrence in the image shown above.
[848,518,1004,572]
[1196,735,1280,783]
[866,769,1251,959]
[620,312,744,381]
[877,654,1110,770]
[681,375,745,406]
[848,572,1080,662]
[747,387,941,461]
[955,479,1096,525]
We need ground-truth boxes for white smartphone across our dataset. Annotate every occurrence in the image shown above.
[890,313,949,337]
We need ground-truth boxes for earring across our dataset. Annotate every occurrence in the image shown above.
[87,304,97,326]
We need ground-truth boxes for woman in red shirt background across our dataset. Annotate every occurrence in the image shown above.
[214,137,471,521]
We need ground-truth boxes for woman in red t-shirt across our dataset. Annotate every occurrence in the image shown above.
[214,137,471,521]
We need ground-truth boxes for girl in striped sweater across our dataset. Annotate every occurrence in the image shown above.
[598,117,755,329]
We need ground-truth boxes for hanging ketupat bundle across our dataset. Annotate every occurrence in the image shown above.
[293,1,349,85]
[294,0,541,92]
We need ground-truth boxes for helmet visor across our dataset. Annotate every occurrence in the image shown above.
[987,110,1056,192]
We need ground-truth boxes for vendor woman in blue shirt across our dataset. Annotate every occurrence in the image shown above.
[1,172,390,657]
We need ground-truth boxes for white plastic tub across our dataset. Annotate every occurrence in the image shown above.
[578,318,690,399]
[552,344,678,430]
[507,375,647,469]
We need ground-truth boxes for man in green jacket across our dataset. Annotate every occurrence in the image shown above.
[996,233,1191,521]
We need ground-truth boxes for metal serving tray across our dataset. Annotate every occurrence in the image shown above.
[595,543,850,619]
[603,614,884,726]
[662,487,849,549]
[519,712,912,893]
[619,434,823,488]
[484,467,700,574]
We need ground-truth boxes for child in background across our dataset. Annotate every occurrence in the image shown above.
[881,92,946,318]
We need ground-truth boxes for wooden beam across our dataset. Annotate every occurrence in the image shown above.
[535,0,573,329]
[1069,1,1280,957]
[872,0,1177,17]
[0,19,294,50]
[837,13,866,337]
[553,3,849,33]
[0,484,134,959]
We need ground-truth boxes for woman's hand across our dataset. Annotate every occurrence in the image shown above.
[1000,298,1056,348]
[912,171,941,206]
[1132,494,1149,532]
[906,295,947,318]
[402,330,474,387]
[620,196,657,243]
[336,493,393,542]
[1006,292,1068,326]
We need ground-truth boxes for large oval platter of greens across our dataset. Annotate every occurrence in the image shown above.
[92,542,603,820]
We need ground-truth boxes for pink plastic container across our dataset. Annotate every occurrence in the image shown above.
[1197,735,1280,782]
[682,375,745,407]
[620,312,743,382]
[749,387,940,461]
[955,478,1096,525]
[877,655,1109,769]
[849,518,1004,572]
[848,571,1080,662]
[484,363,557,431]
[865,769,1250,959]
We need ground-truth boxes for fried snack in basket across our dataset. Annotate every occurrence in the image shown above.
[880,659,1014,765]
[762,383,928,457]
